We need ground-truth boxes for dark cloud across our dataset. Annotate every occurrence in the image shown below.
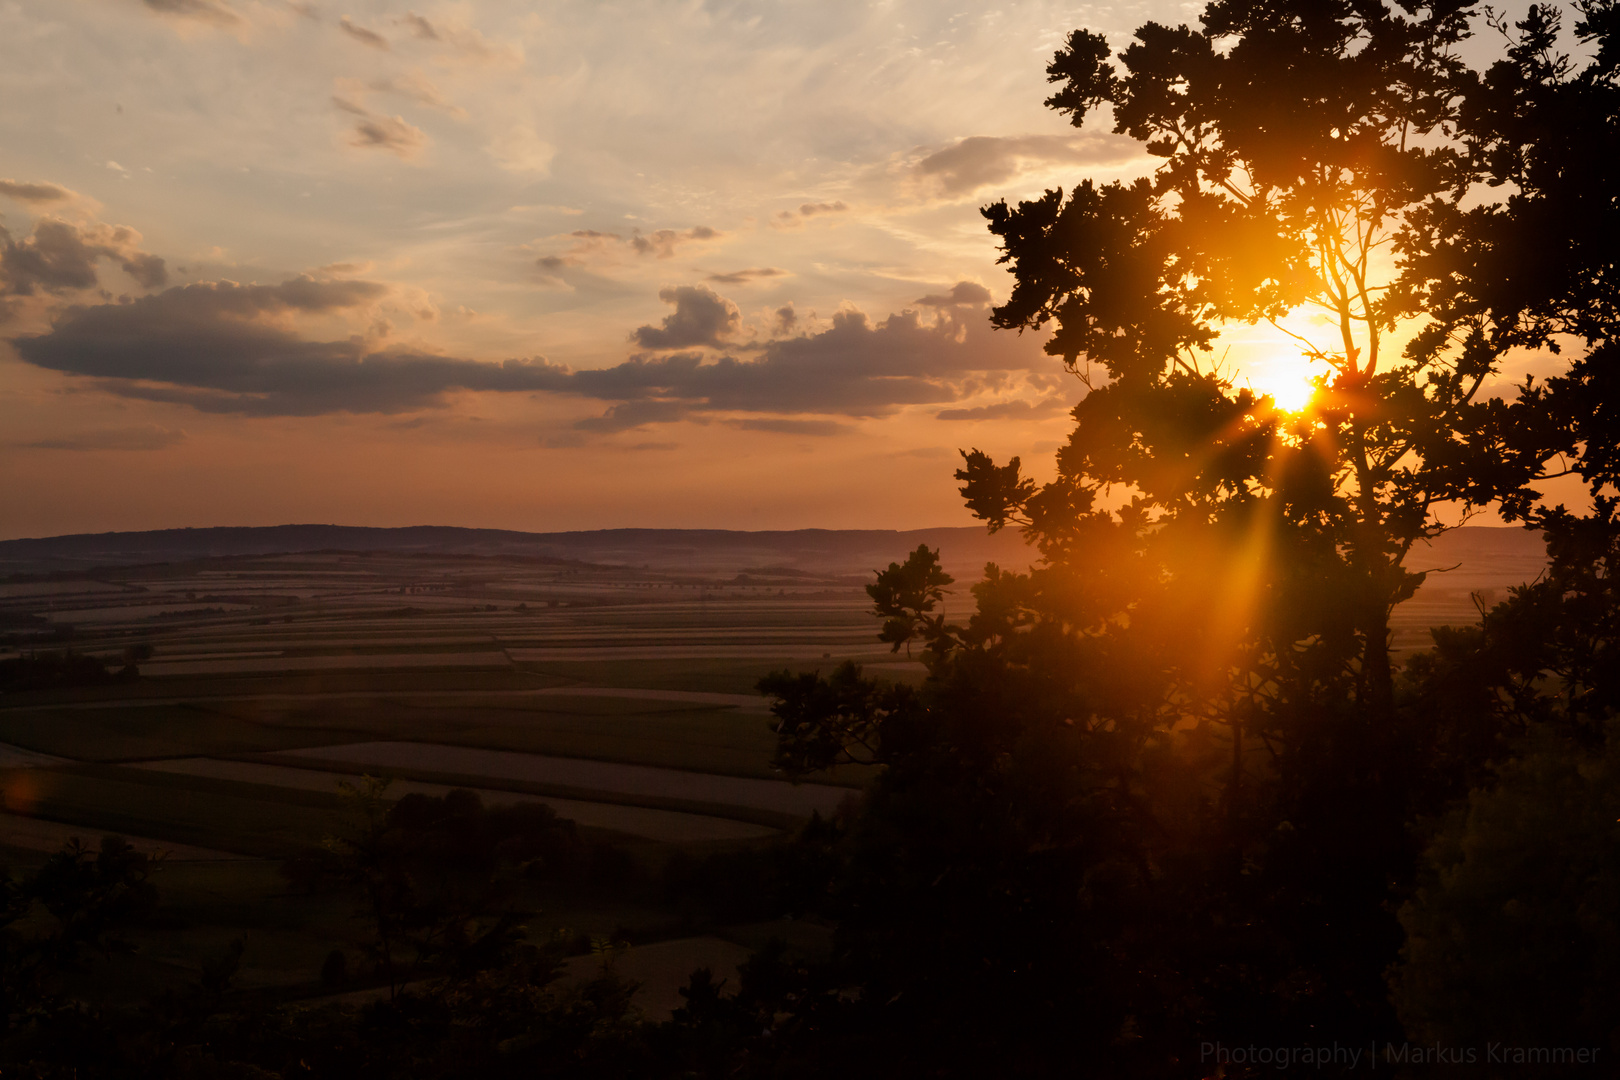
[339,16,390,49]
[13,277,1044,425]
[19,425,186,451]
[566,284,1036,421]
[0,180,80,206]
[916,134,1141,196]
[730,418,850,436]
[707,267,787,286]
[1,218,167,297]
[333,98,427,157]
[772,302,797,336]
[139,0,241,26]
[935,396,1068,421]
[10,277,572,415]
[631,285,740,350]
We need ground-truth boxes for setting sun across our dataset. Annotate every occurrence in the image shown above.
[1251,363,1319,414]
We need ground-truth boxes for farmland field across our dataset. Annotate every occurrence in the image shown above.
[0,525,1550,1013]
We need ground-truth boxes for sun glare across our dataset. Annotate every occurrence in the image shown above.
[1265,373,1317,414]
[1248,360,1318,414]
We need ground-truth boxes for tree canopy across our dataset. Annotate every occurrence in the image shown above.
[757,1,1620,1074]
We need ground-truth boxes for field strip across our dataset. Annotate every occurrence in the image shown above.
[524,686,771,711]
[0,672,922,715]
[506,644,901,661]
[43,603,255,623]
[153,651,287,662]
[0,686,758,713]
[0,741,70,768]
[126,759,777,843]
[0,812,252,860]
[269,742,857,817]
[139,651,514,676]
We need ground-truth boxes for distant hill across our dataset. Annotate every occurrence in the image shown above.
[0,524,1035,579]
[0,522,1548,590]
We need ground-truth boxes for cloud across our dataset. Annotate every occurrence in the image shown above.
[772,302,797,336]
[315,260,376,276]
[631,285,740,350]
[9,277,574,416]
[915,134,1142,197]
[707,267,786,286]
[394,12,522,67]
[366,72,464,116]
[574,399,693,432]
[138,0,241,27]
[11,277,1045,425]
[915,281,992,308]
[19,425,186,451]
[339,16,389,50]
[775,201,848,225]
[333,98,427,158]
[557,282,1037,423]
[401,12,440,40]
[935,396,1068,421]
[1,218,167,297]
[631,226,720,259]
[534,226,720,276]
[0,180,83,207]
[729,418,850,436]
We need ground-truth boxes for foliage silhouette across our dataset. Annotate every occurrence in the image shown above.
[752,1,1620,1074]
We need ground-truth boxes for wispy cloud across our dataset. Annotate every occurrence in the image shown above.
[333,97,428,158]
[138,0,241,28]
[338,16,390,51]
[707,267,787,286]
[914,134,1142,197]
[935,396,1067,421]
[0,180,87,208]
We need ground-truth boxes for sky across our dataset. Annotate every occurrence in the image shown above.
[1,0,1344,539]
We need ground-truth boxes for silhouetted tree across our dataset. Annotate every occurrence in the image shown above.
[757,2,1620,1074]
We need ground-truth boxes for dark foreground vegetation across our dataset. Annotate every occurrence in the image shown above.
[8,0,1620,1074]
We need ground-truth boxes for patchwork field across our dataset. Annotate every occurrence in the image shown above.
[0,525,1549,1010]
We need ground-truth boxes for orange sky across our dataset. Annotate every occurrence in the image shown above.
[0,1,1557,539]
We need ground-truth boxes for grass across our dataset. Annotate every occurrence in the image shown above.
[1,763,357,858]
[0,702,348,761]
